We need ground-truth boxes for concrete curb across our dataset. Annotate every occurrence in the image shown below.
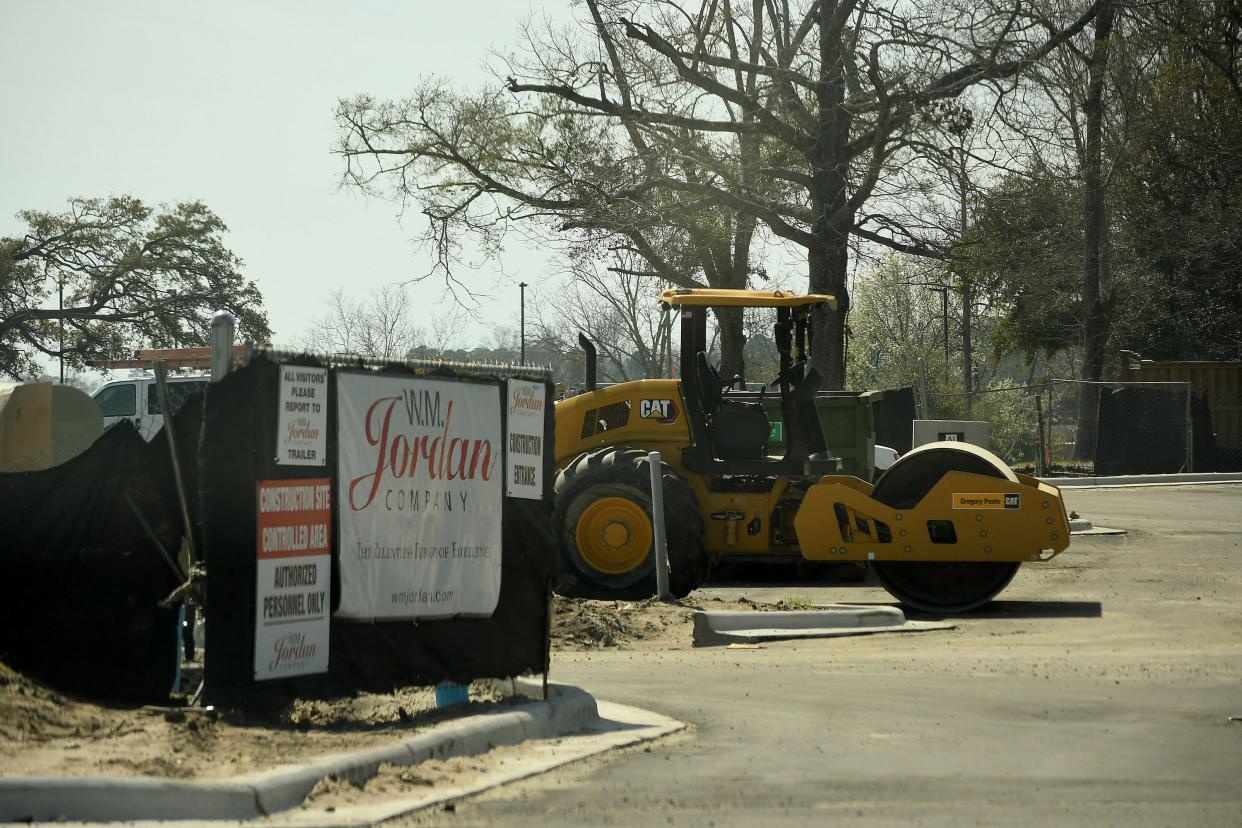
[692,606,952,646]
[0,683,597,824]
[1069,517,1126,536]
[263,700,687,827]
[1043,471,1242,488]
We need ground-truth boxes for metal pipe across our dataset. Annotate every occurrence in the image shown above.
[123,492,186,585]
[155,360,199,565]
[210,311,235,382]
[1035,392,1046,477]
[648,451,670,601]
[519,281,528,365]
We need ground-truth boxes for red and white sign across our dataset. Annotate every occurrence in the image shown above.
[254,478,331,680]
[335,373,502,620]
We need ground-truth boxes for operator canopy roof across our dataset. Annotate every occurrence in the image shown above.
[659,288,837,310]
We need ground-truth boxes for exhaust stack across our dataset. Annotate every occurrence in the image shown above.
[578,332,597,392]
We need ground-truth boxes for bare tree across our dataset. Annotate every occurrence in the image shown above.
[302,284,422,360]
[338,0,1104,389]
[547,247,675,382]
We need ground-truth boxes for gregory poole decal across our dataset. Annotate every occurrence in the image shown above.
[952,492,1021,509]
[336,373,502,620]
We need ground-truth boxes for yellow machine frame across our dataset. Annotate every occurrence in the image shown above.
[552,287,1073,611]
[555,379,1070,564]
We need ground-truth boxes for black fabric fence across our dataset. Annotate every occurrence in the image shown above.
[0,422,186,701]
[872,386,917,454]
[200,354,556,707]
[1095,386,1192,475]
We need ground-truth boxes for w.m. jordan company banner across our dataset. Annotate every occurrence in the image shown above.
[336,373,503,620]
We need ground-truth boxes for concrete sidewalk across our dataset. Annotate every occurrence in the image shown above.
[0,683,680,824]
[1043,471,1242,488]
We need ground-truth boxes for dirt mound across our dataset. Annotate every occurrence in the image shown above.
[283,681,505,728]
[0,663,525,781]
[0,661,111,744]
[551,597,689,649]
[551,595,775,650]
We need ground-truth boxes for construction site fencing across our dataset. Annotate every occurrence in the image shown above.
[0,345,560,708]
[200,350,558,707]
[924,379,1211,476]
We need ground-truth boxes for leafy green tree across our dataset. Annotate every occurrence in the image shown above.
[965,2,1242,368]
[1114,37,1242,360]
[0,196,270,379]
[961,171,1085,364]
[845,254,962,395]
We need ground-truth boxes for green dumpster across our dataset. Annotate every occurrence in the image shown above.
[757,390,880,480]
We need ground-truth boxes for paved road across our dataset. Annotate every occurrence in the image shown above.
[405,485,1242,827]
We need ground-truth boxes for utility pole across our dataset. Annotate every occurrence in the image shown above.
[941,286,949,363]
[519,281,528,365]
[916,282,950,363]
[58,279,65,384]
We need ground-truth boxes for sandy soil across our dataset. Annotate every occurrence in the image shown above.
[550,594,801,651]
[0,661,513,780]
[0,595,794,781]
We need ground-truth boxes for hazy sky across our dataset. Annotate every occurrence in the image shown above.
[1,0,575,351]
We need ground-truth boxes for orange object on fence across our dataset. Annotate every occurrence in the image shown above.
[90,346,245,370]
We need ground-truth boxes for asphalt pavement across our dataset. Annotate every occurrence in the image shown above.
[400,484,1242,827]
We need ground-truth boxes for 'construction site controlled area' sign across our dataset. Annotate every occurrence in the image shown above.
[255,478,331,680]
[335,373,503,621]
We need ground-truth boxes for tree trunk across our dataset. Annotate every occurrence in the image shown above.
[808,239,849,389]
[962,280,974,412]
[703,230,752,380]
[1075,0,1116,460]
[808,0,851,391]
[714,306,746,383]
[958,145,974,414]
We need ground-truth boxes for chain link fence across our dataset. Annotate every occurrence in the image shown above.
[924,379,1200,476]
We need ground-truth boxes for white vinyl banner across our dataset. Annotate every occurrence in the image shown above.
[276,365,328,466]
[504,379,548,500]
[336,373,503,620]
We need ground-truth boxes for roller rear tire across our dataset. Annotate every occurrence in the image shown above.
[553,447,711,600]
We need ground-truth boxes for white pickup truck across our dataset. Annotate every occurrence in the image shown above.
[92,375,208,441]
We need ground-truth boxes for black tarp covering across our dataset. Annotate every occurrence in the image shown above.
[200,355,557,707]
[0,422,185,701]
[872,386,916,454]
[1095,386,1191,475]
[1191,393,1218,472]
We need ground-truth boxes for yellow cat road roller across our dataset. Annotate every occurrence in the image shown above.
[552,289,1071,612]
